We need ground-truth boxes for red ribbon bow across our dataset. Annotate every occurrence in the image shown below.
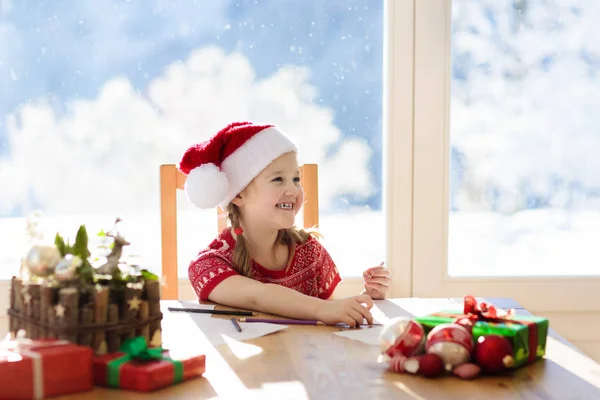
[454,295,516,328]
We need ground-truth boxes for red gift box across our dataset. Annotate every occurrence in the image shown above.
[0,336,93,399]
[92,337,205,392]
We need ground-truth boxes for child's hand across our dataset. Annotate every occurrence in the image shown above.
[317,294,374,327]
[363,264,391,299]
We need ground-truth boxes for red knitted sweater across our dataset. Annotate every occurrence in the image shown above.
[188,228,341,301]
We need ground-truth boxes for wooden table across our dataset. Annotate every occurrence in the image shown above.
[53,297,600,400]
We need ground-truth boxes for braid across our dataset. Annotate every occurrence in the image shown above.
[227,203,253,277]
[226,203,321,277]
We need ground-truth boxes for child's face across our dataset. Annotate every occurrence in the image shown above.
[235,152,304,231]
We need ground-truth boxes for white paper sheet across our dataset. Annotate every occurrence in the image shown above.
[185,314,288,347]
[332,298,454,346]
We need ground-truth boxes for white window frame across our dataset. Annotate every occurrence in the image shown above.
[410,0,600,312]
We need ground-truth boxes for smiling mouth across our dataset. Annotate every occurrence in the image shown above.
[276,203,294,210]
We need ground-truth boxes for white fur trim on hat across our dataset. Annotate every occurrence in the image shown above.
[219,127,297,209]
[184,163,229,209]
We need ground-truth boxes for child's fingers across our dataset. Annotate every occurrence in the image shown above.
[366,268,390,278]
[364,282,388,293]
[365,277,391,287]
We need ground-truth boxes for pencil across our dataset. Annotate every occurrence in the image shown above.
[167,307,257,316]
[231,317,243,332]
[238,318,381,327]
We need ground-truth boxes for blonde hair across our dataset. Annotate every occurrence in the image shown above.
[226,203,320,277]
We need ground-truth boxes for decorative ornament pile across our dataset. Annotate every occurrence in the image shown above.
[20,217,158,289]
[379,316,515,380]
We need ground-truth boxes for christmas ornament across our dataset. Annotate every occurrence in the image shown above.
[426,323,473,371]
[403,354,445,378]
[379,317,426,360]
[25,244,61,277]
[452,363,481,380]
[474,335,514,373]
[55,255,83,282]
[389,355,407,373]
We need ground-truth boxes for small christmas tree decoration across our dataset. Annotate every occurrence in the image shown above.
[25,244,61,277]
[8,217,163,356]
[426,323,474,371]
[379,317,426,360]
[474,335,515,373]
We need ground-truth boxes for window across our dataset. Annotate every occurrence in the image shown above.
[449,0,600,277]
[0,1,384,280]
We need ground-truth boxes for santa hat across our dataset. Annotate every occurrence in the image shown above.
[179,121,298,209]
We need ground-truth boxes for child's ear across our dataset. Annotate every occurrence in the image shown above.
[231,193,244,207]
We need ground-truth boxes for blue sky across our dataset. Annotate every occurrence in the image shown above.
[0,1,384,217]
[0,1,384,216]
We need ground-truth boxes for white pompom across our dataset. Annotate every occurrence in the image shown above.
[184,163,229,209]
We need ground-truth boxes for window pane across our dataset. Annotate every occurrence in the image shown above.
[449,0,600,276]
[0,1,383,279]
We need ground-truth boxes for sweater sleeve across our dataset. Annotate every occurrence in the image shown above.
[188,252,239,301]
[312,239,342,299]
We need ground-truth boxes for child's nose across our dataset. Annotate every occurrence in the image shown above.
[285,182,299,196]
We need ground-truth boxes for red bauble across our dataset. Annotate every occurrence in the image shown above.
[474,335,514,373]
[379,317,426,359]
[426,323,474,371]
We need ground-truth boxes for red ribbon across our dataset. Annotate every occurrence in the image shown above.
[442,295,538,363]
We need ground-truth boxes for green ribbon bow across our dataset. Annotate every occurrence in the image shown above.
[106,336,184,387]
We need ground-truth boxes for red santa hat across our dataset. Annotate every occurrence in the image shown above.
[179,121,298,209]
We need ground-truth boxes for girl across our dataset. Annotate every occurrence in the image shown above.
[180,121,391,327]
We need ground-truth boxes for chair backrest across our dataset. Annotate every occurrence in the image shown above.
[159,163,319,300]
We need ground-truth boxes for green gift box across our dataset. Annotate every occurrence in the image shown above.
[414,311,548,369]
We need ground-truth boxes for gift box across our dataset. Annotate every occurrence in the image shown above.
[0,334,93,399]
[414,296,549,369]
[92,336,205,392]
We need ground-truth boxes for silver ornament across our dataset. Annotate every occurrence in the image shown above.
[55,255,83,282]
[25,245,61,277]
[427,341,472,371]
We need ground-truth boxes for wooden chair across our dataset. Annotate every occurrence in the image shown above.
[159,163,319,300]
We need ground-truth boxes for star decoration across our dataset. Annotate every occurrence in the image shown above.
[55,304,66,319]
[127,296,141,311]
[149,329,162,348]
[23,292,32,305]
[96,340,108,356]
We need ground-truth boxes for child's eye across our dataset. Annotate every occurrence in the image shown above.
[272,177,283,182]
[293,177,301,183]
